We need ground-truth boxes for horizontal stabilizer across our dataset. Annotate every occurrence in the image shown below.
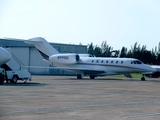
[24,37,59,60]
[24,40,43,44]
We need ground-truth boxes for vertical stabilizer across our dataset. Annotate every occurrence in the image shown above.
[25,37,59,60]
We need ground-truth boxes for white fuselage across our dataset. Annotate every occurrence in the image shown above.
[49,55,156,76]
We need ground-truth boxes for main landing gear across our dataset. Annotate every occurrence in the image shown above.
[77,74,97,79]
[90,75,96,79]
[77,74,82,79]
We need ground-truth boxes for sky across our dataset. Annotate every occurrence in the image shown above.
[0,0,160,50]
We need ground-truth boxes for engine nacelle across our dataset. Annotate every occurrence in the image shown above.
[49,54,80,64]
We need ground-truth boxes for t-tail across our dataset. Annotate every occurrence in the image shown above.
[24,37,59,60]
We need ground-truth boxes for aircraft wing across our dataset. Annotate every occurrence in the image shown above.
[63,67,105,74]
[24,66,105,74]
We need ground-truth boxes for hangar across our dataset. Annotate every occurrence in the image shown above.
[0,38,87,75]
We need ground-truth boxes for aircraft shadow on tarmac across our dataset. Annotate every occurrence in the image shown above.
[69,77,126,81]
[2,82,46,86]
[97,78,160,82]
[68,77,160,82]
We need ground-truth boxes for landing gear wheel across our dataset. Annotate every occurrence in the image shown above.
[77,74,82,79]
[90,75,95,79]
[149,75,152,78]
[11,75,18,83]
[141,77,145,81]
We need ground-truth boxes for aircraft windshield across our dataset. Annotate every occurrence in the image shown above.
[131,60,142,64]
[136,60,142,64]
[89,54,95,57]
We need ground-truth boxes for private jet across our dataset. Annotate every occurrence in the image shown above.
[25,37,156,81]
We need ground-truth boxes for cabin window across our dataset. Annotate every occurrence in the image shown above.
[111,61,113,63]
[121,61,123,64]
[101,60,103,63]
[106,60,108,63]
[92,60,94,63]
[116,61,118,64]
[96,60,99,63]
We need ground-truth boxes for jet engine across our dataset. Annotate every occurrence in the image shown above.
[49,54,80,64]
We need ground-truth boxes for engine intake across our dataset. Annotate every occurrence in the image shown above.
[76,54,80,61]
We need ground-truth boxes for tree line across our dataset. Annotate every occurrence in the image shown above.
[87,41,160,65]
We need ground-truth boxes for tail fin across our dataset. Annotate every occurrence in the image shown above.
[25,37,59,60]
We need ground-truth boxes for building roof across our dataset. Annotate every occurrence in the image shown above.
[0,38,87,47]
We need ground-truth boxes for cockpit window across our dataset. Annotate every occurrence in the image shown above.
[89,54,94,57]
[136,60,142,64]
[132,60,142,64]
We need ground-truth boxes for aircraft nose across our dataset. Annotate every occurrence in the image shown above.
[147,65,157,72]
[0,48,12,65]
[150,66,157,72]
[3,52,12,62]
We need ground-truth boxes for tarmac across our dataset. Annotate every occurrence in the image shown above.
[1,75,160,120]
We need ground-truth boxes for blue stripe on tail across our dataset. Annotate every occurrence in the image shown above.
[37,49,49,60]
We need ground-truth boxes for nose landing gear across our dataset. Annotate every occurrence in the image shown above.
[141,75,145,81]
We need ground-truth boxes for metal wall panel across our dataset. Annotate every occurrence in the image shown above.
[10,47,29,66]
[29,47,50,74]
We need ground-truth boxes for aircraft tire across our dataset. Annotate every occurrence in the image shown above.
[90,75,95,79]
[141,77,145,81]
[11,75,18,83]
[77,74,82,79]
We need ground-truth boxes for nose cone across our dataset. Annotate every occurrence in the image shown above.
[0,48,12,65]
[150,65,160,73]
[146,64,157,72]
[151,67,157,72]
